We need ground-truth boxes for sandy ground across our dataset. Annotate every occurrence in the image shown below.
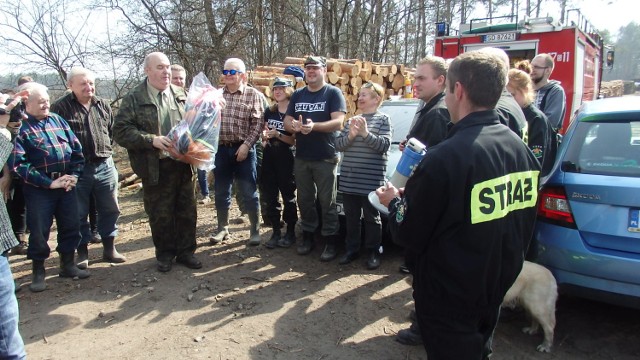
[9,149,640,360]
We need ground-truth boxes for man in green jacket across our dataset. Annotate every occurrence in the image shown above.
[113,52,201,273]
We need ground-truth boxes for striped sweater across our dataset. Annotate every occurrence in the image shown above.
[336,111,392,195]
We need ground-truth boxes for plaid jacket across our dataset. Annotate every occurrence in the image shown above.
[9,112,84,188]
[0,134,18,253]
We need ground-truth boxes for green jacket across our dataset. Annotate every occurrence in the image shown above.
[113,79,187,185]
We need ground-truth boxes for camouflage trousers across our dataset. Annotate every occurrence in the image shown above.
[142,158,197,261]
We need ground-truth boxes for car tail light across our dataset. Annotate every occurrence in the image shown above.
[537,186,577,228]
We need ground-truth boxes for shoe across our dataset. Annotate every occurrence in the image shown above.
[278,228,296,248]
[265,230,281,249]
[198,195,211,204]
[320,243,337,262]
[210,226,230,244]
[248,233,262,246]
[395,322,423,346]
[176,254,202,269]
[366,249,381,270]
[338,251,359,265]
[399,263,411,274]
[90,231,102,244]
[77,243,89,270]
[157,259,172,272]
[297,231,315,255]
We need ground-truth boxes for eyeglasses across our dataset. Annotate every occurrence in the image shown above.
[532,65,549,71]
[222,69,243,76]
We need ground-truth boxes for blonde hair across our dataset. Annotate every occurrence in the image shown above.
[269,86,294,112]
[507,68,534,105]
[514,60,532,74]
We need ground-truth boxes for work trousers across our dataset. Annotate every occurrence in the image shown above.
[142,159,197,262]
[259,142,297,228]
[294,157,339,236]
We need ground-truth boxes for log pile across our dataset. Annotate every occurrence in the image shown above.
[240,56,414,118]
[600,80,624,98]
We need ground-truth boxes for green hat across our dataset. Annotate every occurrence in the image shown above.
[304,56,327,67]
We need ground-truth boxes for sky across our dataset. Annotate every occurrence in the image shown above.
[570,0,636,36]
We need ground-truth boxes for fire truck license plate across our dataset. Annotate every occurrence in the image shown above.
[482,32,517,43]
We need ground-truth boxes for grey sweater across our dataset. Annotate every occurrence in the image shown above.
[336,111,392,195]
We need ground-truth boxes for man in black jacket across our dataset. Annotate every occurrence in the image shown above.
[378,50,540,359]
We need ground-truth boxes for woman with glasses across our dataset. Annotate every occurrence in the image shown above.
[335,82,392,269]
[260,78,298,249]
[507,63,557,177]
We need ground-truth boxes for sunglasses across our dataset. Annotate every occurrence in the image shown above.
[362,82,383,97]
[222,69,243,76]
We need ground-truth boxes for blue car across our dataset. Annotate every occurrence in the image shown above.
[533,96,640,308]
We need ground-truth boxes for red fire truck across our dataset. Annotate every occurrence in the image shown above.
[434,9,613,133]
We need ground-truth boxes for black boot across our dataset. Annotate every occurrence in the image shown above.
[265,228,281,249]
[29,260,46,293]
[366,248,381,270]
[278,223,296,248]
[297,231,315,255]
[77,243,89,270]
[103,236,126,263]
[211,209,230,244]
[320,235,338,262]
[59,252,90,279]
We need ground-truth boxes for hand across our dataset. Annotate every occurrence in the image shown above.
[347,117,360,140]
[49,175,76,191]
[399,139,407,152]
[152,136,171,151]
[0,90,29,128]
[376,181,401,208]
[0,166,11,202]
[235,143,249,162]
[300,119,314,135]
[291,115,303,133]
[356,116,369,138]
[266,128,279,138]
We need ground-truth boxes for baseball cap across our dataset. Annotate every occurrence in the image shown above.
[304,56,327,67]
[272,77,293,88]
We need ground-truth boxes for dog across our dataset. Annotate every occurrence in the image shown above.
[502,261,558,352]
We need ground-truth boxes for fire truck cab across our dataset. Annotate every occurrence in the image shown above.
[434,10,611,133]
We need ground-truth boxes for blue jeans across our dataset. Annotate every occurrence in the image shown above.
[0,256,26,359]
[197,169,210,197]
[213,145,258,212]
[76,157,120,244]
[23,184,81,260]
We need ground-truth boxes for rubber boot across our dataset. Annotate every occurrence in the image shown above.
[76,243,89,270]
[278,223,296,248]
[59,252,90,279]
[297,231,315,255]
[320,235,338,262]
[102,236,126,263]
[210,209,230,244]
[247,210,261,246]
[366,248,381,270]
[265,228,281,249]
[29,260,46,293]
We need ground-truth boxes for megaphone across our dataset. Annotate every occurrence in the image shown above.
[388,137,427,188]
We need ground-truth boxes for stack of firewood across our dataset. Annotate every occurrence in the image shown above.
[600,80,624,98]
[239,56,414,118]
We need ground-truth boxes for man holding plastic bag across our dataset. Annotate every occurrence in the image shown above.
[114,52,223,272]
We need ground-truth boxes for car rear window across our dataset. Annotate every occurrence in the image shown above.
[379,103,419,143]
[562,121,640,177]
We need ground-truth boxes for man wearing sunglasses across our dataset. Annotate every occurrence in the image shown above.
[210,58,264,246]
[284,56,346,261]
